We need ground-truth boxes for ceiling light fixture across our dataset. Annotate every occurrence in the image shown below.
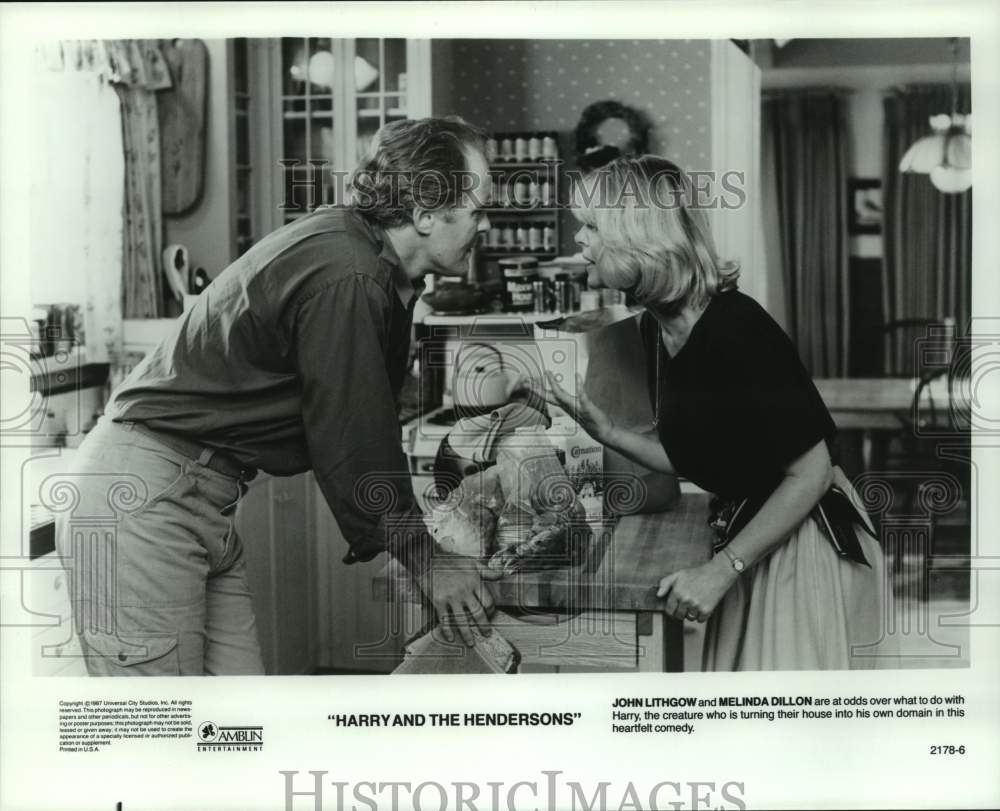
[898,38,971,194]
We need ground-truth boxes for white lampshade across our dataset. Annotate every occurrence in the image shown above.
[899,132,949,173]
[899,114,972,193]
[930,165,972,193]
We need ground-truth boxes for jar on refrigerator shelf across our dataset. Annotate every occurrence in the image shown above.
[485,138,499,163]
[542,226,555,252]
[500,138,514,161]
[501,225,515,249]
[528,181,540,205]
[515,225,528,251]
[542,135,558,160]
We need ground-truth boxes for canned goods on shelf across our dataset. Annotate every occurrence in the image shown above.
[532,280,547,313]
[528,225,542,251]
[554,279,570,314]
[500,257,540,312]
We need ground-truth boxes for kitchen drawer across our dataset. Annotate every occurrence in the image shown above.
[492,610,638,670]
[25,559,73,617]
[30,621,86,677]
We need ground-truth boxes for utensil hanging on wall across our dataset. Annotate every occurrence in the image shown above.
[162,244,189,304]
[158,38,209,215]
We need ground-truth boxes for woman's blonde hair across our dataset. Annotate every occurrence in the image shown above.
[572,155,740,310]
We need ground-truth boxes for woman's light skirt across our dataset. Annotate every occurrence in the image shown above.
[702,473,892,671]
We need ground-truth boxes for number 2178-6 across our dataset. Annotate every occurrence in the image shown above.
[929,745,966,755]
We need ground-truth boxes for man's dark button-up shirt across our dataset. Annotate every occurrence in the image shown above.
[106,206,424,563]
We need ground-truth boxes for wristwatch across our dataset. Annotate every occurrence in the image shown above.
[721,546,746,573]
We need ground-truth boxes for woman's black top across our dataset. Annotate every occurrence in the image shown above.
[641,290,837,503]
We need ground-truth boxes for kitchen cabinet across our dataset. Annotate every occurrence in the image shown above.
[311,487,407,673]
[24,552,87,677]
[237,470,406,674]
[231,38,254,258]
[247,37,432,238]
[235,471,318,674]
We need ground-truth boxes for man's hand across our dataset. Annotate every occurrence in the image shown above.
[413,553,504,646]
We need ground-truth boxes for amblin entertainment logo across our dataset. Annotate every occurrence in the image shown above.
[197,720,263,752]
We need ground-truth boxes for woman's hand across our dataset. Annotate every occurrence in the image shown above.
[540,371,616,443]
[656,557,738,622]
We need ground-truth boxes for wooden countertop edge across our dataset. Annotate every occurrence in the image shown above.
[373,495,715,613]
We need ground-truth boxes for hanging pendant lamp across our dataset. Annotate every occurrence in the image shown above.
[898,38,971,194]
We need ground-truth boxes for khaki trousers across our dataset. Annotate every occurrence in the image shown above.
[55,418,264,676]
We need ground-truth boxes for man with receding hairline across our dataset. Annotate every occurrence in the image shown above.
[60,116,499,675]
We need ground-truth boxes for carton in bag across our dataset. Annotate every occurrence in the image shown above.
[546,414,604,522]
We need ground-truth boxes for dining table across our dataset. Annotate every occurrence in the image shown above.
[813,376,951,471]
[814,376,949,431]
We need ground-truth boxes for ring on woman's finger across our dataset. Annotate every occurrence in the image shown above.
[686,612,697,621]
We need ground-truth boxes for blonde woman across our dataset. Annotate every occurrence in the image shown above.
[543,156,886,671]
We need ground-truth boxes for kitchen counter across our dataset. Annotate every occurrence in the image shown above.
[374,494,715,672]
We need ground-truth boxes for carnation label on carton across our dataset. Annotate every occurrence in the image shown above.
[546,414,604,521]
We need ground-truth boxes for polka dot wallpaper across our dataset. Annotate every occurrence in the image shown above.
[431,39,714,254]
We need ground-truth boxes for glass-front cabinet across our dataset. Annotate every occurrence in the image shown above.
[232,38,253,257]
[248,38,432,237]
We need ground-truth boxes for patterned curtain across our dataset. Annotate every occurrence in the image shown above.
[106,40,172,318]
[762,88,851,378]
[882,84,972,376]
